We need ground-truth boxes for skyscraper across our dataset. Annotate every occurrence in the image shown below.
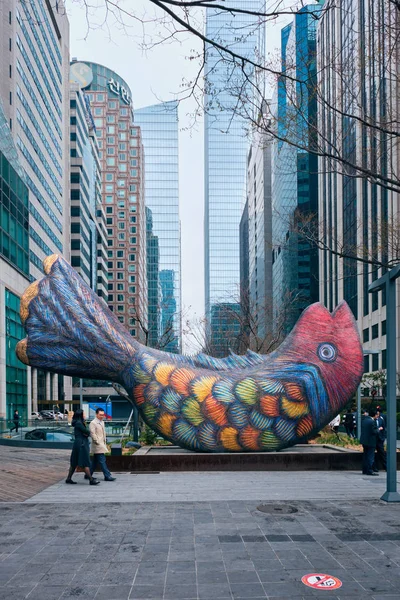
[135,101,181,352]
[318,0,400,373]
[204,1,265,356]
[272,4,321,336]
[73,61,148,342]
[0,0,70,420]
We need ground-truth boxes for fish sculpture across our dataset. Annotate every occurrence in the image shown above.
[16,255,363,453]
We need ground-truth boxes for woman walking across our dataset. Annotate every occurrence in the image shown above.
[66,409,100,485]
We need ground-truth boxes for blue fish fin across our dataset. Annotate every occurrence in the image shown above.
[16,254,138,381]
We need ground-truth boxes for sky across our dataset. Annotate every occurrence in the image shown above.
[65,0,293,352]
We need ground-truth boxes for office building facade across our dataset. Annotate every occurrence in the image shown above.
[246,128,273,348]
[318,0,400,373]
[135,102,181,352]
[73,61,148,342]
[0,0,70,420]
[272,4,321,336]
[69,81,108,299]
[204,0,265,356]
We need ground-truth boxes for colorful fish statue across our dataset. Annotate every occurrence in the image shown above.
[16,255,363,452]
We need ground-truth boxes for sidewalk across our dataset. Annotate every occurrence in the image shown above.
[1,447,400,599]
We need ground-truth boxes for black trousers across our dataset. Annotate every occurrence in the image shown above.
[374,439,387,470]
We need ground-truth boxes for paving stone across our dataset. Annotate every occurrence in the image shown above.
[230,582,267,598]
[60,586,99,599]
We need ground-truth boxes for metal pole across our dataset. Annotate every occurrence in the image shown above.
[133,406,139,443]
[381,275,400,502]
[79,378,83,410]
[356,385,361,439]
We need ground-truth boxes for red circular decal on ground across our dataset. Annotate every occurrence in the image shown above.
[301,573,342,590]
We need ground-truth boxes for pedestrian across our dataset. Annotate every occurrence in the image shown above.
[10,410,20,433]
[360,409,379,476]
[88,407,116,481]
[329,414,341,435]
[66,409,100,485]
[343,409,356,438]
[373,408,387,472]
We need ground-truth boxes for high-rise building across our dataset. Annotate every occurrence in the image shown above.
[246,127,273,348]
[318,0,400,373]
[72,61,148,342]
[69,81,108,299]
[135,102,181,353]
[204,1,265,356]
[272,4,321,336]
[0,0,70,420]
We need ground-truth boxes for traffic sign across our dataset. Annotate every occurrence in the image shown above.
[301,573,342,590]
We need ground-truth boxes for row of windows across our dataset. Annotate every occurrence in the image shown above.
[24,175,62,229]
[363,320,386,343]
[30,249,43,272]
[16,57,61,139]
[16,27,61,119]
[37,0,62,64]
[17,111,62,191]
[17,139,63,214]
[29,203,62,252]
[29,226,52,256]
[16,85,62,159]
[18,4,61,98]
[24,0,62,81]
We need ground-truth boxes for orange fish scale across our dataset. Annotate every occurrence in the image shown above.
[260,394,280,417]
[170,368,196,395]
[192,376,218,402]
[220,427,241,451]
[296,415,313,437]
[240,426,260,451]
[283,382,304,400]
[134,384,146,406]
[154,363,175,386]
[203,395,228,426]
[157,413,176,437]
[281,396,309,419]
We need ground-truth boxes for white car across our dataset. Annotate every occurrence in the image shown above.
[31,412,43,420]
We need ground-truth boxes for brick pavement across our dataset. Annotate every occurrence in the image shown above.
[1,497,400,599]
[0,446,70,502]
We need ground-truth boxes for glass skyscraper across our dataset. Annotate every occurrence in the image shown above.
[272,4,321,336]
[204,1,265,356]
[135,101,181,353]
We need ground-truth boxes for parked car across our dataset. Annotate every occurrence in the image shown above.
[31,412,42,420]
[25,429,73,442]
[54,411,65,420]
[38,410,55,420]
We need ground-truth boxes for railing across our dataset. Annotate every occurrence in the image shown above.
[0,418,134,443]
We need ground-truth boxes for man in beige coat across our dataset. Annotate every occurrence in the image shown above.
[89,407,116,481]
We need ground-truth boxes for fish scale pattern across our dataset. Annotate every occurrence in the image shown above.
[16,255,364,453]
[121,353,321,452]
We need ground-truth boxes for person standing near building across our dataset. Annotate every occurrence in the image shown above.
[10,410,20,433]
[344,409,356,438]
[89,408,116,481]
[374,408,387,472]
[66,409,99,485]
[360,409,379,476]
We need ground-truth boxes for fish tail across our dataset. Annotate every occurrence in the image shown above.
[16,255,138,382]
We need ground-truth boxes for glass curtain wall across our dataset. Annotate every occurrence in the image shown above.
[135,102,181,353]
[204,1,265,356]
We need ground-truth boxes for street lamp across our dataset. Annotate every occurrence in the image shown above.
[369,263,400,503]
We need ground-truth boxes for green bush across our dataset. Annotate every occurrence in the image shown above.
[139,425,158,445]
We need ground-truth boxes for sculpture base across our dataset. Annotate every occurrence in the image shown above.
[105,444,375,472]
[380,490,400,503]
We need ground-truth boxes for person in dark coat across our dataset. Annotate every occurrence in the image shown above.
[10,410,20,433]
[66,409,100,485]
[373,408,387,472]
[344,409,356,438]
[360,409,379,476]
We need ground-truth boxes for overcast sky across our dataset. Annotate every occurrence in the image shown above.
[66,1,291,352]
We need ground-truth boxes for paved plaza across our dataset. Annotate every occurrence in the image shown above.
[1,447,400,599]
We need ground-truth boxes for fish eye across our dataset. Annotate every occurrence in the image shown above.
[317,343,337,362]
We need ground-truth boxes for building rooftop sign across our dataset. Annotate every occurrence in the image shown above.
[107,78,131,105]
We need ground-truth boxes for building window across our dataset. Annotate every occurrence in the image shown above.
[108,251,113,258]
[108,283,113,290]
[118,201,125,208]
[107,228,113,236]
[107,126,115,134]
[105,185,113,192]
[363,328,369,343]
[117,251,124,258]
[105,196,113,203]
[108,294,114,302]
[129,206,136,213]
[107,136,115,144]
[119,143,127,151]
[117,283,124,291]
[130,170,137,177]
[118,211,125,219]
[107,147,115,155]
[117,190,125,197]
[372,353,379,371]
[94,108,103,116]
[381,320,386,336]
[106,157,115,166]
[106,218,113,225]
[119,133,127,141]
[130,149,137,157]
[107,115,115,123]
[117,261,124,269]
[119,153,126,161]
[130,226,136,234]
[119,122,127,130]
[120,108,128,116]
[117,273,124,280]
[117,179,125,187]
[130,217,136,223]
[106,207,113,214]
[117,294,124,302]
[106,173,113,181]
[372,324,379,339]
[129,254,135,261]
[128,266,135,274]
[119,163,127,172]
[94,118,103,127]
[130,138,138,146]
[382,349,387,369]
[108,101,117,109]
[130,237,136,244]
[118,233,125,240]
[117,305,124,312]
[131,128,137,136]
[130,159,137,167]
[129,184,136,192]
[97,94,104,101]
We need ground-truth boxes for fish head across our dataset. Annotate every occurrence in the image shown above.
[279,301,363,412]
